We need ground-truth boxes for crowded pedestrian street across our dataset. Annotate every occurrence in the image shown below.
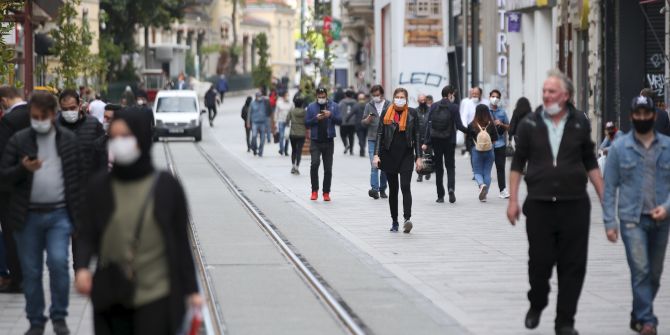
[2,93,668,335]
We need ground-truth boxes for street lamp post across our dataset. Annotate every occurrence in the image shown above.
[24,0,33,96]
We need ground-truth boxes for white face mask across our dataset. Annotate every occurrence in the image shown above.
[394,98,407,108]
[103,122,110,132]
[471,97,480,104]
[372,96,382,103]
[108,136,141,166]
[448,95,455,103]
[31,118,52,134]
[62,111,79,124]
[317,98,327,105]
[490,97,500,106]
[544,102,561,116]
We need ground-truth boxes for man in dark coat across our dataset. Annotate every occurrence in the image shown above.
[0,85,28,293]
[0,91,81,335]
[205,85,219,127]
[56,89,105,184]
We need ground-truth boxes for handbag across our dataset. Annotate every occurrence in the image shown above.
[91,174,158,310]
[417,151,435,175]
[505,136,515,157]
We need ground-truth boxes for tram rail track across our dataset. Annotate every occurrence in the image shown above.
[163,140,370,335]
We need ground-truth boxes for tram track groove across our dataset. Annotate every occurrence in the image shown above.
[191,142,370,335]
[163,142,227,335]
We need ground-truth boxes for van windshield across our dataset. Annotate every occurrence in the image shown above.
[156,97,197,113]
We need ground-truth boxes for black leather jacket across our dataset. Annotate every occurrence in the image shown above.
[374,107,422,158]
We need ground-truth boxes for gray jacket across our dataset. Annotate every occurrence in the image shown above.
[361,100,391,140]
[339,98,358,126]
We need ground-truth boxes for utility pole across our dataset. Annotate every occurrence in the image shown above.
[471,0,479,89]
[462,0,468,98]
[300,0,306,78]
[665,0,669,110]
[24,0,33,96]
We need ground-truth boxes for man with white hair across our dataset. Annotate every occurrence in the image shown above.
[507,70,604,335]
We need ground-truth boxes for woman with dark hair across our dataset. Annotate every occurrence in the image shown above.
[74,107,202,334]
[241,96,253,152]
[509,97,532,144]
[286,95,306,174]
[372,88,422,233]
[469,104,499,202]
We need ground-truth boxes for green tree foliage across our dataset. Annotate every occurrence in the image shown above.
[51,0,92,89]
[100,0,189,80]
[251,33,272,90]
[0,1,24,84]
[185,51,195,77]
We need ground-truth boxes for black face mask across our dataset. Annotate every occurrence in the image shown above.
[419,102,427,108]
[632,118,655,134]
[607,130,615,136]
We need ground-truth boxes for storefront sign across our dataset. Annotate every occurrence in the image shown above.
[497,0,508,76]
[508,12,521,32]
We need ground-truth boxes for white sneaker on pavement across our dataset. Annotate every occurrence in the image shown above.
[499,188,510,199]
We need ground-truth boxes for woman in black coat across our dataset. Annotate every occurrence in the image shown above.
[372,87,422,233]
[74,107,201,334]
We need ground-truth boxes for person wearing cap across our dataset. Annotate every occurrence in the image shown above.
[602,95,670,335]
[507,70,604,335]
[599,121,622,154]
[305,87,342,201]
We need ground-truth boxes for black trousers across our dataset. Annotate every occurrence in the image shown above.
[310,141,334,192]
[356,129,367,156]
[386,171,413,221]
[219,91,225,103]
[245,127,251,150]
[340,126,355,153]
[290,136,306,166]
[0,192,22,285]
[207,106,217,122]
[431,138,456,198]
[94,297,172,335]
[523,198,591,328]
[494,146,507,192]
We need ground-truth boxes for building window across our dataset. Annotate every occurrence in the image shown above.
[431,0,440,15]
[221,24,230,41]
[416,1,429,16]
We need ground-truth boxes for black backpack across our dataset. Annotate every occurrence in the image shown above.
[430,103,452,132]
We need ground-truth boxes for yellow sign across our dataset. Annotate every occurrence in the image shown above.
[537,0,549,6]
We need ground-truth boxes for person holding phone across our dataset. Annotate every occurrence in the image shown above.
[305,87,342,201]
[372,87,422,233]
[362,85,389,199]
[0,92,81,335]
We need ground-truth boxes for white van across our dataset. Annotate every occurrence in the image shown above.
[152,90,204,141]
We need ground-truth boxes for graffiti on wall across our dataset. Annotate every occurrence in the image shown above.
[647,73,666,97]
[398,72,448,87]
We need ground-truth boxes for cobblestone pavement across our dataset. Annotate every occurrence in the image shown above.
[207,94,670,335]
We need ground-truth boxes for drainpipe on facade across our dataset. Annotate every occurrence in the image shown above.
[463,0,469,98]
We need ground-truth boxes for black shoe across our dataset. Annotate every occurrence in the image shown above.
[380,191,388,199]
[0,281,22,293]
[448,191,456,203]
[403,219,413,233]
[368,189,380,199]
[209,120,214,127]
[630,313,642,332]
[524,308,542,329]
[436,197,444,203]
[425,174,431,180]
[417,176,423,182]
[555,326,579,335]
[52,320,70,335]
[24,326,45,335]
[390,222,399,232]
[360,152,365,157]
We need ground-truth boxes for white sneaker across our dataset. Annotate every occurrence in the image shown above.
[499,188,510,199]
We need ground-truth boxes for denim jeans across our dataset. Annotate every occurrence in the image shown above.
[278,122,287,154]
[368,140,387,192]
[14,208,72,327]
[621,215,670,326]
[265,118,272,143]
[472,148,495,188]
[251,122,268,156]
[0,231,9,278]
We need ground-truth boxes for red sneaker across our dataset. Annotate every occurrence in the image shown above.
[323,193,331,201]
[310,191,318,200]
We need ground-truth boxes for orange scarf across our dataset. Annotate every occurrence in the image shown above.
[383,104,409,131]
